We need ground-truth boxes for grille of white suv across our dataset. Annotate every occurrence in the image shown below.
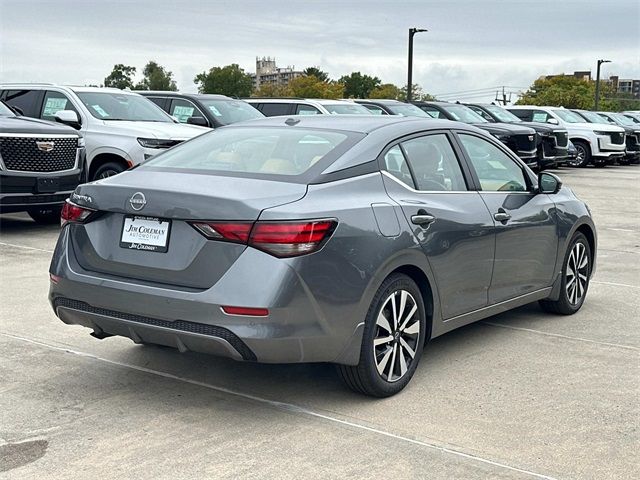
[0,136,78,172]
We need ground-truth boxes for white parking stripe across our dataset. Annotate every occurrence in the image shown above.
[1,331,558,480]
[0,242,53,253]
[484,322,639,351]
[592,280,640,289]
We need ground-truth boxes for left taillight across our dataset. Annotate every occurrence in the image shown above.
[61,200,95,227]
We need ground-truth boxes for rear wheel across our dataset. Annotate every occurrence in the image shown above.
[337,273,426,397]
[93,162,125,180]
[28,206,62,225]
[540,232,591,315]
[570,141,590,167]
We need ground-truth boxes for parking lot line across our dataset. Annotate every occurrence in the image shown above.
[591,280,640,289]
[0,330,558,480]
[0,242,53,254]
[483,322,639,351]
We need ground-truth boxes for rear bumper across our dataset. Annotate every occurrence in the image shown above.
[48,228,362,364]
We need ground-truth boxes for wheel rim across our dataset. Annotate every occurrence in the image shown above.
[571,145,586,166]
[99,169,119,179]
[373,289,420,383]
[566,242,589,305]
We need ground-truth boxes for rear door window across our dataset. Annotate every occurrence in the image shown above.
[260,103,293,116]
[170,98,207,124]
[509,110,533,121]
[41,91,79,121]
[295,104,321,115]
[147,96,169,111]
[383,145,415,188]
[361,104,386,115]
[3,89,43,117]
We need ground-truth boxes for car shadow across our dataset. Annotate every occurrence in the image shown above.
[0,213,60,237]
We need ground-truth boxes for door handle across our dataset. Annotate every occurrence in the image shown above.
[411,213,436,226]
[494,211,511,222]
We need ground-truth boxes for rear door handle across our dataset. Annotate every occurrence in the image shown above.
[494,211,511,222]
[411,214,436,226]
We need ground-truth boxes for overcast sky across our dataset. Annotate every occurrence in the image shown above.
[1,0,638,102]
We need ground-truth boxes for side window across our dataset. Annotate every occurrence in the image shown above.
[41,91,79,121]
[419,106,443,119]
[532,110,551,123]
[147,97,169,111]
[383,145,415,188]
[295,104,321,115]
[458,134,528,192]
[401,134,468,191]
[170,98,206,124]
[3,90,42,116]
[509,110,533,122]
[260,103,292,116]
[467,106,492,122]
[362,104,386,115]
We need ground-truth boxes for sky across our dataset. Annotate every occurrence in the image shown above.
[1,0,639,102]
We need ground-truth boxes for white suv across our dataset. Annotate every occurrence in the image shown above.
[246,98,372,116]
[0,85,209,180]
[506,106,626,167]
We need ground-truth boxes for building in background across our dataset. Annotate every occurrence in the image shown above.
[608,76,640,99]
[250,57,303,90]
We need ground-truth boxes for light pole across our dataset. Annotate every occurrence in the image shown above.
[595,59,611,110]
[407,27,427,102]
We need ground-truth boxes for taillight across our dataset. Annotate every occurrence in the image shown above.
[221,306,269,316]
[60,200,95,226]
[190,219,337,257]
[249,220,337,257]
[191,222,253,243]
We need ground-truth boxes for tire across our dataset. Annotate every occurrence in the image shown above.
[93,162,125,181]
[570,141,590,168]
[539,232,591,315]
[28,206,62,225]
[337,273,427,397]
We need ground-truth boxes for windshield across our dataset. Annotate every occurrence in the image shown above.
[442,104,488,123]
[484,105,521,122]
[578,111,610,124]
[553,109,585,123]
[0,101,15,116]
[200,98,263,125]
[387,104,431,117]
[611,113,635,126]
[324,103,372,115]
[143,127,357,177]
[76,92,171,122]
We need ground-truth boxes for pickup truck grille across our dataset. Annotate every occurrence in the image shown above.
[552,130,568,147]
[0,136,78,172]
[609,132,625,145]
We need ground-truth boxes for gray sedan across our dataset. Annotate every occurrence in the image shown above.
[49,115,596,397]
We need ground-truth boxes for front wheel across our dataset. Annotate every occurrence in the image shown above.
[569,141,590,167]
[337,273,426,397]
[93,162,125,181]
[540,232,591,315]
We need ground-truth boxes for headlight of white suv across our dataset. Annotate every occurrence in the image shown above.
[137,138,178,149]
[592,130,610,136]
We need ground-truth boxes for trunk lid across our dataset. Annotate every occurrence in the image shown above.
[69,170,307,289]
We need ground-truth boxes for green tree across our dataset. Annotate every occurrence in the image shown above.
[517,76,604,109]
[287,76,344,99]
[398,84,435,102]
[369,83,401,99]
[303,67,330,82]
[104,64,136,90]
[338,72,381,98]
[252,83,291,97]
[135,61,177,91]
[194,64,253,97]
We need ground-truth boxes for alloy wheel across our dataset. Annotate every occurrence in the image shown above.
[373,289,421,382]
[566,242,589,305]
[569,146,586,167]
[99,169,119,179]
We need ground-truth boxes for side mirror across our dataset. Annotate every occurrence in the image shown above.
[54,110,81,130]
[546,118,559,125]
[538,171,562,194]
[187,116,209,127]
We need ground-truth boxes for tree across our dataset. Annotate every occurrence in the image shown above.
[104,64,136,90]
[303,67,330,82]
[338,72,381,98]
[398,84,435,102]
[369,83,401,100]
[515,76,615,110]
[253,83,291,97]
[135,61,177,91]
[287,76,344,99]
[194,64,253,97]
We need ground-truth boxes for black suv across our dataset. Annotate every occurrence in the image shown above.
[0,101,85,223]
[138,92,263,128]
[465,103,569,169]
[353,99,432,117]
[411,101,539,168]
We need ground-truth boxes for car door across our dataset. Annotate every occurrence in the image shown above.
[380,132,495,319]
[455,132,558,304]
[40,90,81,122]
[169,98,209,126]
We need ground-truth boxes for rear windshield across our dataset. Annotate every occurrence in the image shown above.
[142,126,361,178]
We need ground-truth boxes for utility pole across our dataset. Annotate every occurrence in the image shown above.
[494,86,512,105]
[407,27,427,102]
[595,59,611,110]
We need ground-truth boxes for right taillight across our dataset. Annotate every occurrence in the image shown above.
[61,200,95,226]
[190,219,337,257]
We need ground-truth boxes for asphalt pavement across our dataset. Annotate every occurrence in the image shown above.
[1,165,638,480]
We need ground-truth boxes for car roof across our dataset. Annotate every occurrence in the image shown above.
[227,113,479,135]
[0,83,132,94]
[139,91,233,100]
[354,99,405,105]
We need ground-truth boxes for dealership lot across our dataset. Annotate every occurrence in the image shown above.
[0,166,638,479]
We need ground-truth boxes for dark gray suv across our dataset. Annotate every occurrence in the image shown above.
[49,115,596,396]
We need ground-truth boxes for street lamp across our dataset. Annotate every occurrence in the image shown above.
[407,27,428,102]
[595,59,611,110]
